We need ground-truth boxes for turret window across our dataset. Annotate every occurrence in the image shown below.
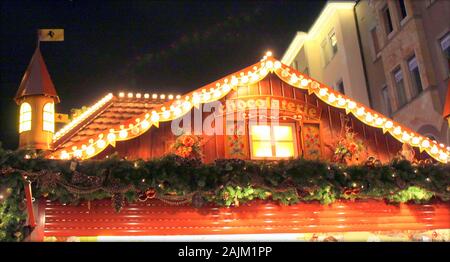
[19,102,32,133]
[43,103,55,133]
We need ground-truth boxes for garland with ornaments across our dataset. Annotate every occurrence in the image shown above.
[48,54,450,163]
[1,141,449,241]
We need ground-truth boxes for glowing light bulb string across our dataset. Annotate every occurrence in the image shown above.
[50,55,450,163]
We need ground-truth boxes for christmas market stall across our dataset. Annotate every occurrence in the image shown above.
[1,50,449,241]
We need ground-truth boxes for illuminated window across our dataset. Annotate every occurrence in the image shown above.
[249,124,297,159]
[43,102,54,133]
[19,102,32,133]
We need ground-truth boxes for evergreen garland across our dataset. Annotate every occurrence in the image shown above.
[0,143,449,241]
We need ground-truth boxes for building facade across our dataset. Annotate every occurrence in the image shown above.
[283,0,450,145]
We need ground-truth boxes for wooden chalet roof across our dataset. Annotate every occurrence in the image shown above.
[49,55,450,163]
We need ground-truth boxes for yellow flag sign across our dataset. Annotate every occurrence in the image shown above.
[38,29,64,41]
[55,113,70,123]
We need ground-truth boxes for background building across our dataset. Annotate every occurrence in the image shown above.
[283,0,450,145]
[282,1,371,108]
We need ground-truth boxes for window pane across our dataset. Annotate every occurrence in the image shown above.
[251,125,271,140]
[275,142,295,157]
[382,86,392,116]
[394,68,407,107]
[252,142,272,157]
[408,56,422,97]
[371,28,379,54]
[383,6,393,34]
[398,0,407,20]
[273,126,293,141]
[329,30,338,55]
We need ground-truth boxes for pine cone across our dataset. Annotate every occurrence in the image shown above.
[112,193,124,213]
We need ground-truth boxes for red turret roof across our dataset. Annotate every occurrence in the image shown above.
[14,47,59,103]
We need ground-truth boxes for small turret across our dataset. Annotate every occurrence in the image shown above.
[15,47,60,150]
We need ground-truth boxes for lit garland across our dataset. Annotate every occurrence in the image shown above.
[50,53,450,163]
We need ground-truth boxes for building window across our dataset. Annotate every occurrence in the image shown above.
[382,5,394,35]
[302,67,309,76]
[249,124,297,159]
[43,102,55,133]
[397,0,408,21]
[19,102,32,133]
[440,33,450,75]
[321,38,329,66]
[393,67,407,108]
[370,27,380,55]
[382,85,392,116]
[329,30,338,56]
[407,55,423,97]
[335,79,345,94]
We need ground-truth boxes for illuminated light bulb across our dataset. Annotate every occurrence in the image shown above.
[251,73,259,82]
[393,126,402,135]
[86,146,95,156]
[152,94,158,99]
[162,110,171,119]
[74,150,82,158]
[173,107,182,116]
[347,101,356,109]
[213,89,222,98]
[430,145,438,154]
[337,97,346,106]
[193,93,201,104]
[319,88,328,97]
[97,139,106,148]
[241,75,249,84]
[168,94,174,100]
[160,94,166,99]
[260,68,268,76]
[107,132,116,142]
[439,152,448,161]
[402,132,410,141]
[266,51,272,57]
[328,93,336,103]
[183,101,192,110]
[274,61,281,69]
[231,77,238,86]
[119,129,128,139]
[176,95,181,100]
[356,107,365,116]
[136,93,142,98]
[300,79,309,87]
[151,112,160,122]
[411,137,420,145]
[266,61,273,69]
[203,92,211,101]
[127,92,133,98]
[89,138,94,144]
[421,139,430,148]
[144,93,150,99]
[281,69,289,78]
[365,113,373,123]
[60,151,70,160]
[141,120,150,129]
[145,113,150,119]
[222,84,231,93]
[81,144,87,150]
[375,118,384,126]
[119,92,125,98]
[290,74,298,84]
[384,121,393,129]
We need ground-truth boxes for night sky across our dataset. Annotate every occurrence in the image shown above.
[0,0,326,150]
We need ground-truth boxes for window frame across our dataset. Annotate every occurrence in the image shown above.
[392,66,408,108]
[248,122,298,160]
[19,102,32,133]
[329,29,338,56]
[397,0,408,22]
[407,54,423,98]
[381,84,392,116]
[382,5,394,36]
[43,102,55,133]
